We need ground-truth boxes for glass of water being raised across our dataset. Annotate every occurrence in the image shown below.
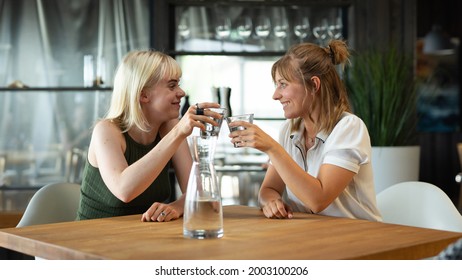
[226,113,254,147]
[200,108,227,137]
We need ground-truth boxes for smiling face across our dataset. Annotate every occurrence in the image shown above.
[273,70,312,120]
[141,76,185,123]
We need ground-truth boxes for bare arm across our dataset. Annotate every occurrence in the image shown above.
[265,143,355,213]
[138,120,193,222]
[90,103,219,203]
[232,121,355,214]
[258,164,294,218]
[170,138,192,195]
[90,119,188,203]
[156,118,193,218]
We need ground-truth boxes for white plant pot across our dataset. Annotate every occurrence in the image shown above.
[371,146,421,194]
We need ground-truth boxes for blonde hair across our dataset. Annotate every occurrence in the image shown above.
[271,40,351,134]
[105,50,182,132]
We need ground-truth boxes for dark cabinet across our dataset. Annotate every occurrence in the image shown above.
[152,0,417,55]
[153,0,353,56]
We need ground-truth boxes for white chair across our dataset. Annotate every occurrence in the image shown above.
[17,182,81,227]
[376,181,462,232]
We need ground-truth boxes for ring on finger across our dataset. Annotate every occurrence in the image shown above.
[160,212,166,217]
[195,103,204,115]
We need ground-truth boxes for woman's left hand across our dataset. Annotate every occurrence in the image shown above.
[141,201,182,222]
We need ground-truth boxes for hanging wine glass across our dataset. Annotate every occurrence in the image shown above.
[273,17,289,51]
[236,16,253,52]
[177,12,191,51]
[254,15,271,50]
[293,16,311,44]
[215,17,231,52]
[312,18,329,45]
[327,16,343,40]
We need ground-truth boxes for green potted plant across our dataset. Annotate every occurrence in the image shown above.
[345,46,420,194]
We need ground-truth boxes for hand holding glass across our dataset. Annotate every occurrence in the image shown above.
[226,113,254,148]
[200,108,226,137]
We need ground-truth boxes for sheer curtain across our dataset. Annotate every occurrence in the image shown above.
[0,0,149,187]
[0,0,149,87]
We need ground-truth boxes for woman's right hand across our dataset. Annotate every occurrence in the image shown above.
[261,198,293,219]
[176,102,221,136]
[227,121,278,153]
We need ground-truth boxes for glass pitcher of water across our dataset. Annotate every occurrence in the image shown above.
[183,136,223,239]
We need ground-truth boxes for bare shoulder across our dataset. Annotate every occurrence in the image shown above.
[94,119,119,133]
[91,119,120,138]
[91,120,125,146]
[88,120,125,166]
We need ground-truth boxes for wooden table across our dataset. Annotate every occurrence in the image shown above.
[0,205,461,260]
[0,212,23,229]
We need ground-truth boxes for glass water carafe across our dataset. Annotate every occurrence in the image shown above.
[183,136,223,239]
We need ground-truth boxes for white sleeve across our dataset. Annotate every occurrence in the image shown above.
[323,115,372,173]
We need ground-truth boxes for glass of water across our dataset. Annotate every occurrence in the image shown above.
[200,107,227,138]
[226,113,254,147]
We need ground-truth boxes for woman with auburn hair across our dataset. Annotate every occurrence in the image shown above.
[227,40,382,221]
[77,50,221,222]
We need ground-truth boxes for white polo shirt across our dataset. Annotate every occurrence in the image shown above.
[278,112,382,221]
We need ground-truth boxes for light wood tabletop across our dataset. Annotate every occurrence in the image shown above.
[0,205,461,260]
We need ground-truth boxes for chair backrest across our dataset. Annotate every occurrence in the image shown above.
[64,148,87,183]
[16,182,81,227]
[376,181,462,232]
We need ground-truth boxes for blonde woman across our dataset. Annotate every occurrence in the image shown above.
[77,50,220,222]
[228,40,382,221]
